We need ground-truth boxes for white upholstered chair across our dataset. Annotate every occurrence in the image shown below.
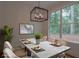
[3,48,18,58]
[4,41,13,50]
[4,41,26,57]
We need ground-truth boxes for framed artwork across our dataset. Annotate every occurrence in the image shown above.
[20,23,33,34]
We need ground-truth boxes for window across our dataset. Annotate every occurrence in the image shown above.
[74,3,79,34]
[49,11,60,34]
[49,3,79,39]
[62,6,72,34]
[62,3,79,34]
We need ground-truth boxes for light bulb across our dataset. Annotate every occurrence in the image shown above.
[39,13,43,18]
[34,14,39,18]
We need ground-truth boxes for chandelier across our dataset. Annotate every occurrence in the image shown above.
[30,1,48,22]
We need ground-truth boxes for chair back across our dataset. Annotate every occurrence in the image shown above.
[4,41,13,50]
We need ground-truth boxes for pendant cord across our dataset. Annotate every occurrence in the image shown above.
[38,1,40,7]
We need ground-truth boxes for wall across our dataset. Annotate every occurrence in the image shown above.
[66,41,79,57]
[0,2,6,50]
[0,2,5,28]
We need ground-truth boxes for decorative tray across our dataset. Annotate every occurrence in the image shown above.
[21,39,31,44]
[50,43,61,47]
[31,45,45,53]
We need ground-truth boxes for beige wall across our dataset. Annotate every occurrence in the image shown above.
[0,2,5,28]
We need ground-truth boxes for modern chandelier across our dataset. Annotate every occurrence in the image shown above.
[30,1,48,22]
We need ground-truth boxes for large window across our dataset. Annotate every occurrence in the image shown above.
[62,4,79,34]
[74,3,79,34]
[49,3,79,38]
[62,6,72,34]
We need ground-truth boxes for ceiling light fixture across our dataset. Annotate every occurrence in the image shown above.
[30,1,48,22]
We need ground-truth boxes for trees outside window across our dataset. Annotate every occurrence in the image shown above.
[49,3,79,38]
[49,11,60,35]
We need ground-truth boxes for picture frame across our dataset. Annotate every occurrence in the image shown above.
[19,23,34,34]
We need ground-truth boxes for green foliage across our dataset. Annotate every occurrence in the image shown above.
[34,32,43,39]
[50,11,60,34]
[1,25,13,42]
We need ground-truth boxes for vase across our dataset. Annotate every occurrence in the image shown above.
[36,39,40,45]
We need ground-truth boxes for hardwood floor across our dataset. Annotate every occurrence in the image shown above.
[13,48,26,57]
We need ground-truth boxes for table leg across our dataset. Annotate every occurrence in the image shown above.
[57,53,65,58]
[25,47,31,56]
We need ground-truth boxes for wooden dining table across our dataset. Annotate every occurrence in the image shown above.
[20,38,70,58]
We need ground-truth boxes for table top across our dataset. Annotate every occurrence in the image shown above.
[20,38,70,58]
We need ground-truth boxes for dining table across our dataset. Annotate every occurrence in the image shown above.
[20,38,70,58]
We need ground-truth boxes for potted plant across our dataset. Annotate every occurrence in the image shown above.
[34,32,43,44]
[0,25,13,51]
[1,25,13,42]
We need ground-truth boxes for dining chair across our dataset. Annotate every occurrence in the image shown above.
[4,41,26,57]
[4,41,13,50]
[3,48,18,58]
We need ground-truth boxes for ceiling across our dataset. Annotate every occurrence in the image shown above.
[0,1,77,10]
[0,1,60,9]
[30,1,60,8]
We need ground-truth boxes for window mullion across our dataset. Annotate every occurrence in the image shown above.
[60,9,62,38]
